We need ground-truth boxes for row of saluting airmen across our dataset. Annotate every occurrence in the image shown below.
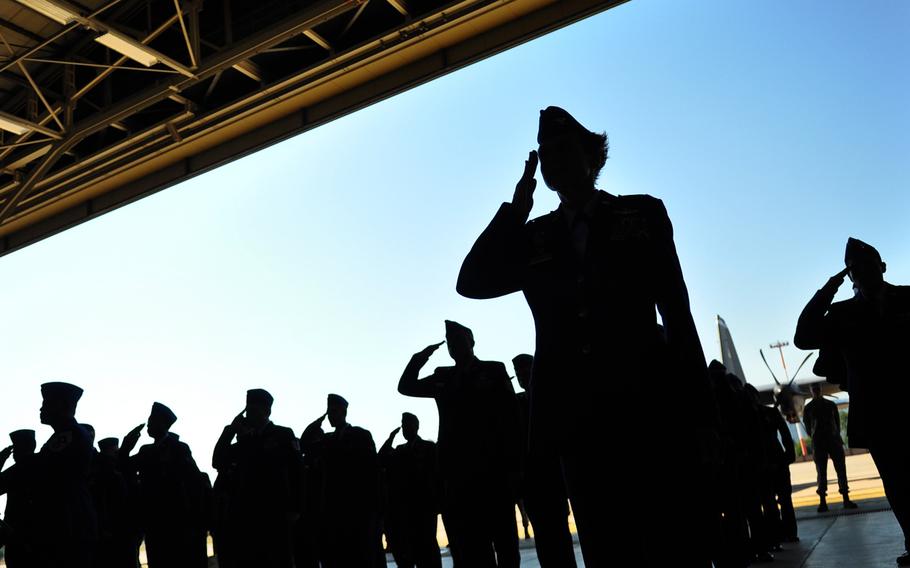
[0,320,578,568]
[0,318,854,568]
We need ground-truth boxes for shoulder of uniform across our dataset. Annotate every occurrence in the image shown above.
[350,425,371,437]
[613,193,665,214]
[273,425,295,437]
[526,210,561,229]
[827,298,856,315]
[479,359,508,372]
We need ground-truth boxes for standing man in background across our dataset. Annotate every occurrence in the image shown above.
[802,383,857,513]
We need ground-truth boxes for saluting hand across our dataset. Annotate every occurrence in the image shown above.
[388,426,401,441]
[229,410,246,433]
[122,423,144,452]
[0,445,12,462]
[511,150,538,221]
[412,341,444,364]
[825,267,851,291]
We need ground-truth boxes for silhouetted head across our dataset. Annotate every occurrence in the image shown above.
[327,394,348,429]
[147,402,177,440]
[401,412,419,442]
[845,238,886,295]
[98,437,119,458]
[245,389,274,428]
[9,430,35,461]
[39,382,83,427]
[726,373,744,393]
[512,354,534,391]
[810,383,822,399]
[743,383,761,406]
[707,360,728,388]
[537,106,608,205]
[444,320,475,364]
[81,424,96,446]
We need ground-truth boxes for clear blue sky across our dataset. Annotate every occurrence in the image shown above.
[1,0,907,474]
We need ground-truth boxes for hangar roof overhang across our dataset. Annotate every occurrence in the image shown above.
[0,0,628,256]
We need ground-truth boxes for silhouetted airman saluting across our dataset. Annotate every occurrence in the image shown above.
[456,107,717,567]
[213,389,301,568]
[300,394,382,568]
[379,412,442,568]
[119,402,207,568]
[512,354,576,568]
[795,238,910,566]
[31,382,98,568]
[399,320,521,568]
[0,429,38,568]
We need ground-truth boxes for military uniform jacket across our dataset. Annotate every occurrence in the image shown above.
[795,282,910,448]
[457,193,713,444]
[759,405,796,466]
[33,419,98,543]
[121,435,205,531]
[300,424,378,519]
[0,457,37,540]
[212,422,301,518]
[399,358,520,478]
[802,397,841,448]
[379,438,440,517]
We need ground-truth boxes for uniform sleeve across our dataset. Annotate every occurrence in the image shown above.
[457,202,528,299]
[398,360,443,399]
[774,411,796,464]
[803,402,816,438]
[212,426,237,471]
[794,282,840,350]
[494,362,522,474]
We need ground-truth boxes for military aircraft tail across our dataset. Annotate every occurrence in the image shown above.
[716,315,747,382]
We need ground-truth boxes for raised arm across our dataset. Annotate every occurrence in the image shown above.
[398,343,444,398]
[794,269,848,349]
[212,412,243,471]
[299,413,327,455]
[457,152,537,299]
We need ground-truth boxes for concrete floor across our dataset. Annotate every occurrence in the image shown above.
[397,500,904,567]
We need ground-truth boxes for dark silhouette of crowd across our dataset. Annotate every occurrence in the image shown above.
[0,107,906,568]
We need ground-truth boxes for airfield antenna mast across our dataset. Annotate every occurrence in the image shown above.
[770,340,790,382]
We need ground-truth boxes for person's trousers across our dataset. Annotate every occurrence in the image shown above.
[870,442,910,551]
[772,463,798,540]
[814,441,849,497]
[524,449,576,568]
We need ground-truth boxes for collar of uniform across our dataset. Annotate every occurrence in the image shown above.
[254,420,273,435]
[558,189,611,225]
[454,355,480,373]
